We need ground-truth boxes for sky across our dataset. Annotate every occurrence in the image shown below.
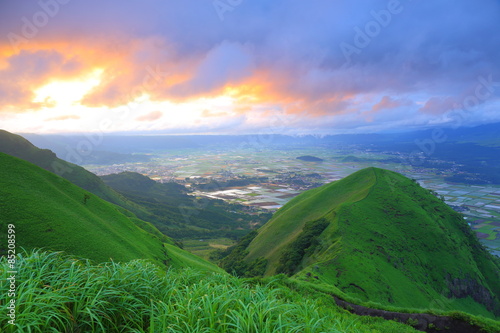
[1,0,500,135]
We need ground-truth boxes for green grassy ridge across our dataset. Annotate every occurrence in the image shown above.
[0,130,150,220]
[0,131,224,271]
[241,167,500,319]
[246,167,375,274]
[282,277,500,333]
[307,167,500,317]
[0,249,421,333]
[0,153,220,274]
[267,276,500,333]
[0,152,169,265]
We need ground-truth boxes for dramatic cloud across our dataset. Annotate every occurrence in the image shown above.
[1,0,500,133]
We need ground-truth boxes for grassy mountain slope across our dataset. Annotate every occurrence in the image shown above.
[100,171,270,239]
[0,130,150,219]
[0,152,220,273]
[237,167,500,318]
[246,167,375,270]
[1,249,423,333]
[0,152,165,264]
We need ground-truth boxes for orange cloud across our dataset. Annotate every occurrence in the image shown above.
[46,115,80,121]
[204,66,364,119]
[136,110,163,122]
[0,36,377,121]
[372,96,406,112]
[360,95,414,122]
[0,41,105,111]
[201,109,229,118]
[0,37,197,112]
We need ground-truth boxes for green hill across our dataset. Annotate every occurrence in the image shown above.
[223,167,500,319]
[0,152,221,273]
[0,130,150,219]
[340,155,364,162]
[101,172,269,239]
[297,155,324,162]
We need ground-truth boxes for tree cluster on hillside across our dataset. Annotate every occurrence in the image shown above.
[218,231,268,277]
[276,218,330,276]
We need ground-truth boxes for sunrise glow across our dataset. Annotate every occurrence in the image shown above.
[33,69,104,107]
[0,1,499,134]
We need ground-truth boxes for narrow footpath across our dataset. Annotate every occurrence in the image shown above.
[333,296,484,333]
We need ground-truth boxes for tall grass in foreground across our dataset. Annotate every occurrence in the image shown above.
[0,250,414,333]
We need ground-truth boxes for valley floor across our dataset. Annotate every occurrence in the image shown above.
[86,146,500,256]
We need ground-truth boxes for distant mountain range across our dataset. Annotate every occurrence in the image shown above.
[18,122,500,185]
[20,121,500,154]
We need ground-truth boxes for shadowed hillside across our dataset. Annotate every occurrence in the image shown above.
[0,152,222,273]
[101,172,270,239]
[0,130,150,219]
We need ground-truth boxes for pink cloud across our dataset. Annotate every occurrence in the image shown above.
[371,96,411,112]
[136,110,163,122]
[419,96,457,115]
[46,115,80,121]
